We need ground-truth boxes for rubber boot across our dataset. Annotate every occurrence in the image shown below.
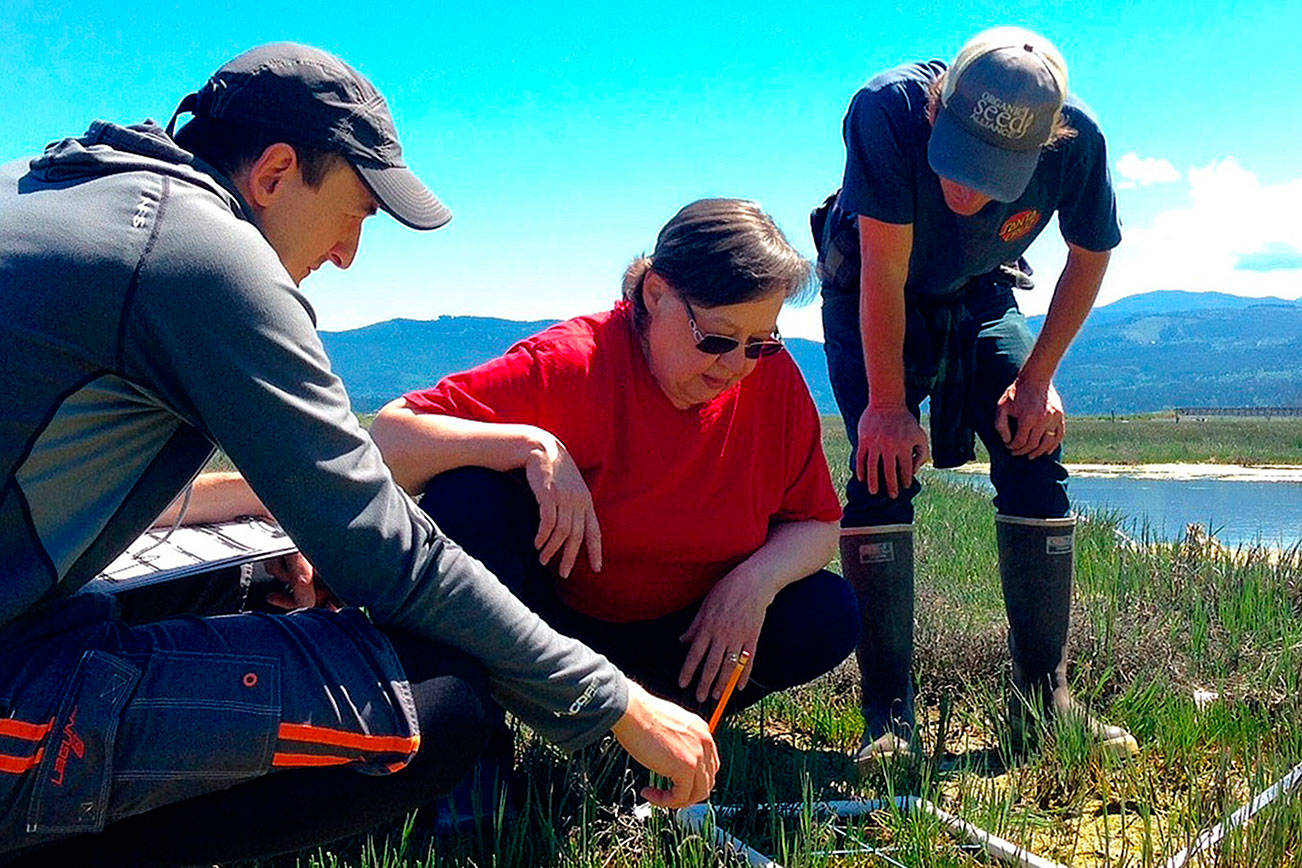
[841,524,916,770]
[996,514,1138,759]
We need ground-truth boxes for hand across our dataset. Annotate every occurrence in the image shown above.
[856,405,930,498]
[677,567,771,703]
[523,430,602,578]
[265,552,338,610]
[994,377,1066,459]
[611,682,718,808]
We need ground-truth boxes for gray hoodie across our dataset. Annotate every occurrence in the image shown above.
[0,120,627,751]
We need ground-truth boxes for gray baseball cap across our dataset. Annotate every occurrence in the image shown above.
[927,28,1068,203]
[168,43,451,230]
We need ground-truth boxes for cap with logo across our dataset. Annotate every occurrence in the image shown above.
[927,27,1068,203]
[168,43,450,230]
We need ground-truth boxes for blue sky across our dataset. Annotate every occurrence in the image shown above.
[3,0,1300,338]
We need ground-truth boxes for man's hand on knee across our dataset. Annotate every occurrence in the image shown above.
[611,682,718,808]
[995,378,1066,460]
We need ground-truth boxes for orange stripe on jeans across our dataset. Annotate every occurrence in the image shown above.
[277,723,419,756]
[271,752,354,768]
[0,748,44,774]
[0,718,53,741]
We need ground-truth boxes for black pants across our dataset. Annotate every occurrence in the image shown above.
[421,467,858,717]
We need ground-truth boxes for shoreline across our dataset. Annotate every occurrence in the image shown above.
[945,462,1302,483]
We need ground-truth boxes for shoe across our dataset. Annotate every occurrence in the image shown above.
[997,514,1138,760]
[840,525,917,772]
[853,731,913,775]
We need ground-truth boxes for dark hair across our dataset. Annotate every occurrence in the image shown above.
[622,198,812,331]
[173,116,343,189]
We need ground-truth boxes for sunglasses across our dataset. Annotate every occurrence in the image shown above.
[681,295,784,359]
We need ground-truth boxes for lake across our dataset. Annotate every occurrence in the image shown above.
[943,471,1302,549]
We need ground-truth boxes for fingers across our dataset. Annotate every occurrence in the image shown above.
[711,646,755,699]
[863,443,920,498]
[642,762,711,809]
[534,494,557,550]
[555,512,584,578]
[584,507,603,573]
[534,486,599,579]
[1025,420,1066,460]
[266,553,317,610]
[912,436,931,473]
[994,402,1013,446]
[737,653,755,692]
[677,627,707,690]
[694,639,729,704]
[855,440,871,488]
[613,686,718,809]
[892,450,909,496]
[642,730,719,809]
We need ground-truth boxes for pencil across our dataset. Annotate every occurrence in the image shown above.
[707,649,751,733]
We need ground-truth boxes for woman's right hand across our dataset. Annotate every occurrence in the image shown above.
[523,429,602,577]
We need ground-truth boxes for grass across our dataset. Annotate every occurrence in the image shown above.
[255,425,1302,868]
[978,414,1302,466]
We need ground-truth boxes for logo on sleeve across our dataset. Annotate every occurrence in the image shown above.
[556,681,599,717]
[999,209,1042,244]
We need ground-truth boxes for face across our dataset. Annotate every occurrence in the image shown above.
[243,147,379,284]
[937,176,994,217]
[641,273,786,409]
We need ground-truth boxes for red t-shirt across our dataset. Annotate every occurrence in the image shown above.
[403,302,842,622]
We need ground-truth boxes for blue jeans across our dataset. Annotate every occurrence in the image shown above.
[0,592,437,857]
[821,285,1070,527]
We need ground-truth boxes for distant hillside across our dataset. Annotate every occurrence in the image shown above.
[1030,293,1302,413]
[321,316,557,412]
[321,291,1302,415]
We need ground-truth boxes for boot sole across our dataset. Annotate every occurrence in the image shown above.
[1099,731,1140,760]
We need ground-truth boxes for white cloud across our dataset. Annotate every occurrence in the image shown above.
[1116,152,1181,187]
[1009,157,1302,319]
[1098,157,1302,308]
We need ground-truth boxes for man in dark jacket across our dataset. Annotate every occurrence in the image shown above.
[0,43,715,864]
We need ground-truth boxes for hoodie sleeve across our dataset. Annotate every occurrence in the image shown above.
[116,177,628,751]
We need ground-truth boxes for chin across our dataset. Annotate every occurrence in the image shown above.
[699,377,733,398]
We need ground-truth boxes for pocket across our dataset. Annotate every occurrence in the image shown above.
[105,650,281,821]
[25,650,140,835]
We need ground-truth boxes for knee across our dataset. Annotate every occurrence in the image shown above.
[843,478,917,527]
[760,572,860,681]
[419,467,538,548]
[406,665,497,775]
[822,573,861,658]
[989,451,1069,519]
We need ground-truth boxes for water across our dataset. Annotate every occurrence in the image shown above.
[942,473,1302,549]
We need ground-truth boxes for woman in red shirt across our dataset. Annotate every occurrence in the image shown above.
[372,199,857,713]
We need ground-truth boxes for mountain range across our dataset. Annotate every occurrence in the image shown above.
[321,291,1302,416]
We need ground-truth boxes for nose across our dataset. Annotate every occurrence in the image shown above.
[714,344,751,377]
[939,178,991,215]
[329,224,363,270]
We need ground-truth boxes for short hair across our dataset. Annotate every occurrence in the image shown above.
[926,74,1076,147]
[172,116,343,189]
[622,198,812,332]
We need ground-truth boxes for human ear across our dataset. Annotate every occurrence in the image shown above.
[643,270,669,316]
[243,143,299,208]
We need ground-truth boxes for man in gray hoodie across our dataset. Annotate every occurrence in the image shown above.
[0,43,716,864]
